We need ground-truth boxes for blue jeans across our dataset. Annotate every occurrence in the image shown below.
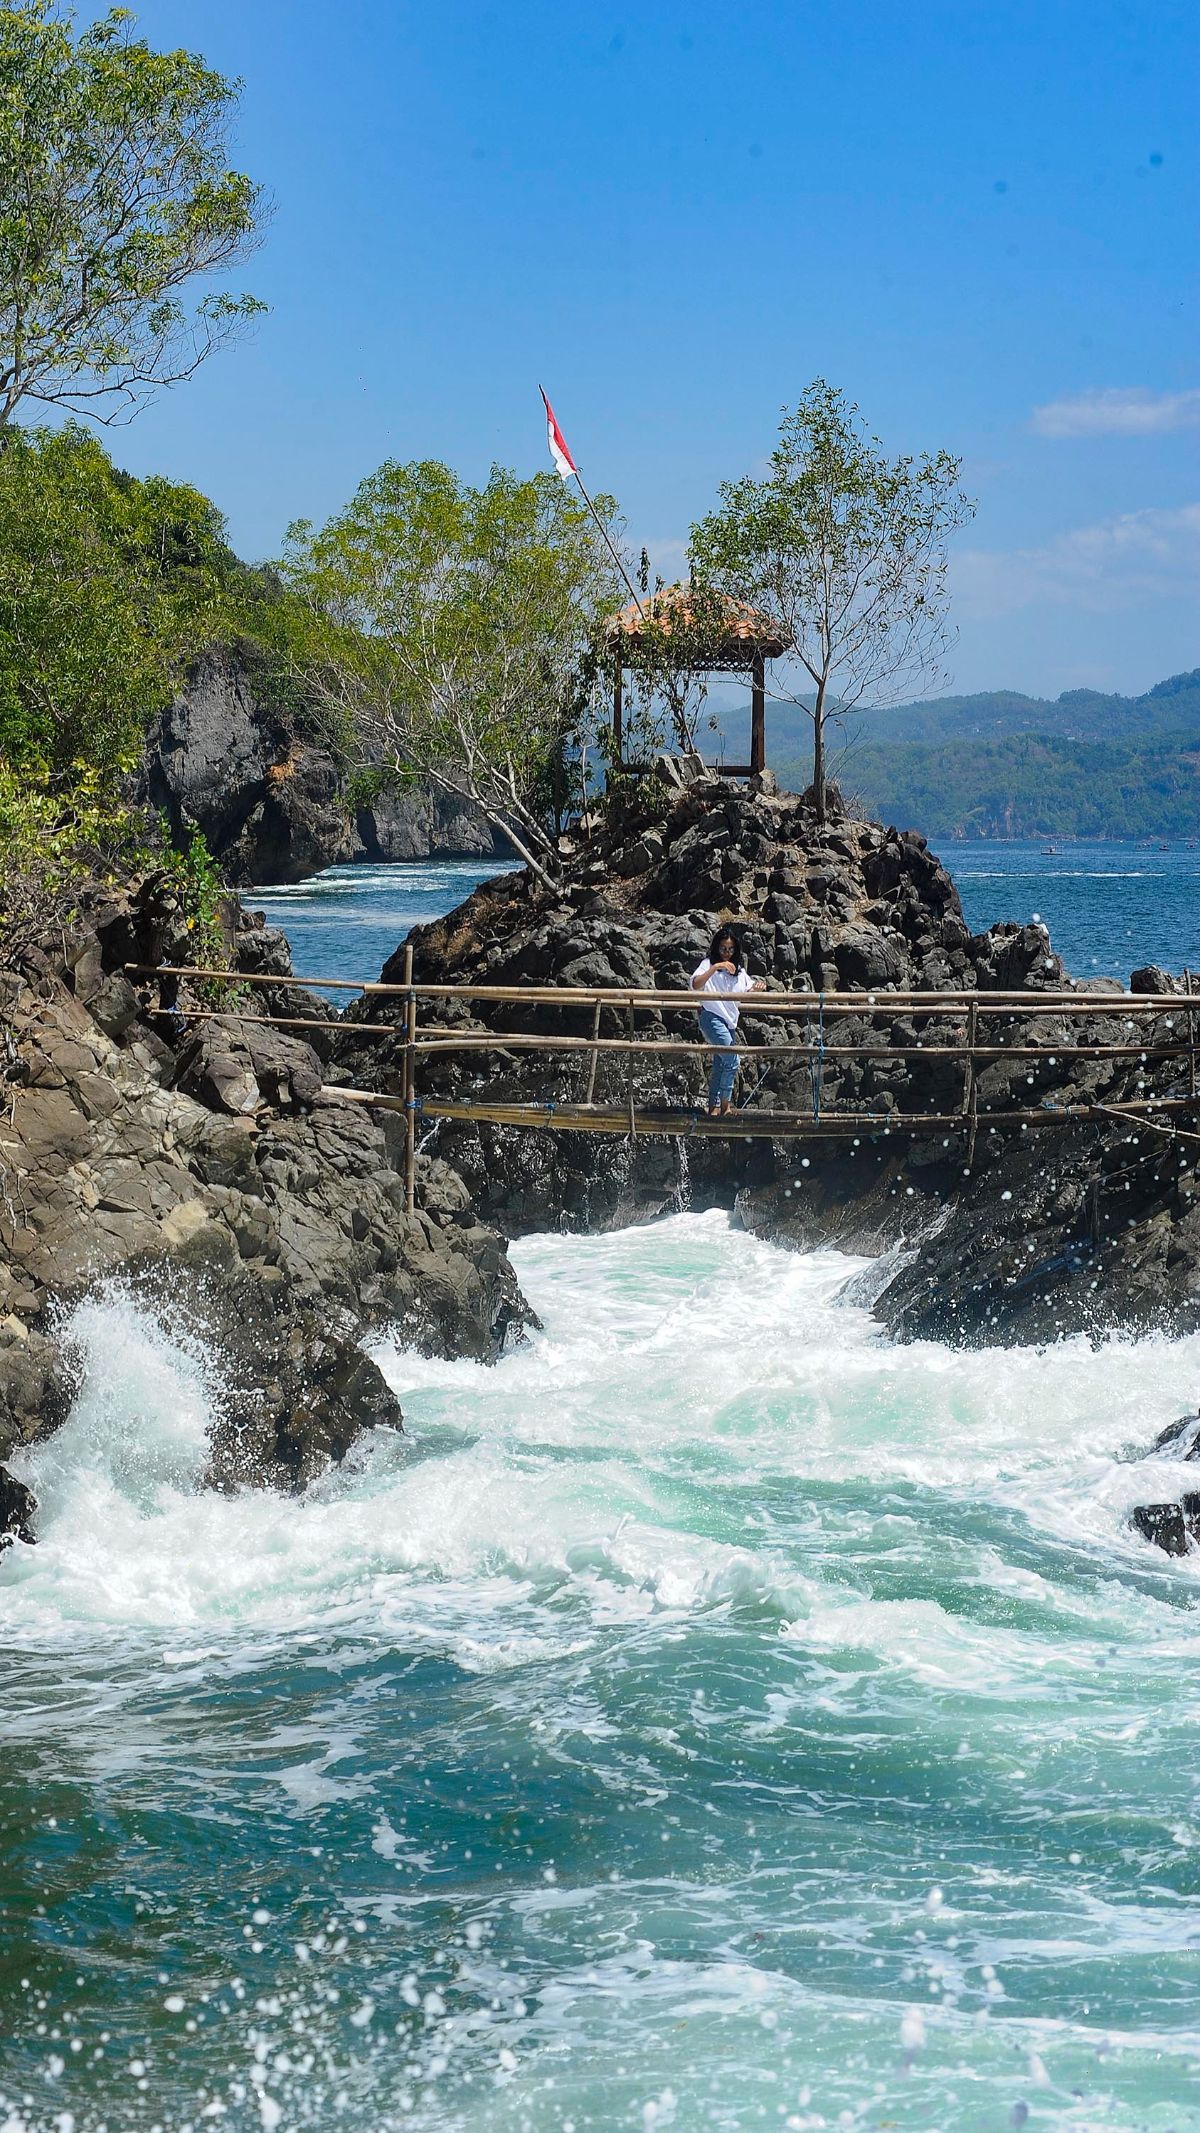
[699,1009,739,1108]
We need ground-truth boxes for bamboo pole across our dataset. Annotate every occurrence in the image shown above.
[125,965,1191,1015]
[408,1036,1189,1062]
[1187,969,1196,1101]
[964,998,979,1168]
[403,944,416,1216]
[626,1000,636,1139]
[583,997,602,1104]
[330,1087,1200,1138]
[139,1004,1199,1065]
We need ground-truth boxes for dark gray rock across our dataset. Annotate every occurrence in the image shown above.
[1131,965,1183,997]
[140,645,513,885]
[332,776,1200,1351]
[141,646,355,885]
[355,783,509,864]
[0,1467,36,1548]
[1132,1497,1200,1557]
[0,874,536,1515]
[0,1320,71,1464]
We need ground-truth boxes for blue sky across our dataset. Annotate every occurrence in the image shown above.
[109,0,1197,698]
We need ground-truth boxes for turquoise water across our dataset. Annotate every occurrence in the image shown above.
[5,851,1200,2130]
[944,841,1200,982]
[5,1221,1200,2130]
[247,844,1200,993]
[250,861,514,995]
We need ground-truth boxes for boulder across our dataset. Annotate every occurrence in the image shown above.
[1132,1497,1200,1557]
[0,1467,36,1548]
[1131,965,1182,996]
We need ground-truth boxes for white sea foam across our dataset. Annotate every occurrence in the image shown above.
[7,1211,1200,2132]
[6,1213,1199,1684]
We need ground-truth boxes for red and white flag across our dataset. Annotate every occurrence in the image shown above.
[540,387,578,482]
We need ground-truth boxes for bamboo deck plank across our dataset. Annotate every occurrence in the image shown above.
[329,1088,1199,1138]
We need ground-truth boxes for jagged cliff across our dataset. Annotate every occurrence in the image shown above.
[140,644,512,884]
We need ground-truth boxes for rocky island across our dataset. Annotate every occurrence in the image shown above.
[342,765,1200,1350]
[140,645,511,885]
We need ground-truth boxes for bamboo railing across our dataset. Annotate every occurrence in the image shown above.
[127,963,1200,1216]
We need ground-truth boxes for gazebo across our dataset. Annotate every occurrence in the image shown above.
[601,583,790,775]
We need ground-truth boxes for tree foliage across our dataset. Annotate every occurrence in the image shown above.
[0,420,237,775]
[283,460,619,883]
[0,756,152,951]
[690,381,974,816]
[0,1,265,427]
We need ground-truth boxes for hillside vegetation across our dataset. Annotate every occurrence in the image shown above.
[825,730,1200,840]
[736,669,1200,838]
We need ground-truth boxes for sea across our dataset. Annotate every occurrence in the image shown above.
[4,840,1200,2133]
[237,838,1200,994]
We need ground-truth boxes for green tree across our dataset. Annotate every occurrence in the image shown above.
[0,2,265,428]
[0,421,233,774]
[690,381,974,818]
[284,460,619,885]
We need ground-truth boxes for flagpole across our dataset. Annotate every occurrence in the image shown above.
[539,385,646,621]
[572,466,647,621]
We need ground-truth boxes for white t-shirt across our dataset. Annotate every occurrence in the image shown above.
[692,959,755,1031]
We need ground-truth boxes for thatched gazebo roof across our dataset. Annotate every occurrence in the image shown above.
[602,583,790,672]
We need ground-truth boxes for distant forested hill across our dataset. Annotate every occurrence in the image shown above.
[827,732,1200,840]
[734,666,1200,838]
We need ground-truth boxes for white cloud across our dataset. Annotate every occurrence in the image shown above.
[955,503,1200,618]
[1031,386,1200,438]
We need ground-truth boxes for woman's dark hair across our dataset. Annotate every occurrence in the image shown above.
[707,926,745,968]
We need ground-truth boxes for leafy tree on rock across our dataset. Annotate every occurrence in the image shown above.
[283,461,619,886]
[690,381,975,818]
[0,2,265,428]
[0,421,235,775]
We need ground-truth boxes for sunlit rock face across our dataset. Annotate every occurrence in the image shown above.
[139,645,509,886]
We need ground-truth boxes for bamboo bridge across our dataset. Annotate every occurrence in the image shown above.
[129,960,1200,1215]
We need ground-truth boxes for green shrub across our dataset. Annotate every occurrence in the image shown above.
[0,762,152,954]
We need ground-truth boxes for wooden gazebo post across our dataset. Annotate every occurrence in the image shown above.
[613,658,623,766]
[750,648,766,777]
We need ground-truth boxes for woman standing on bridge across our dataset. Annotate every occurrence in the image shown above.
[691,928,765,1116]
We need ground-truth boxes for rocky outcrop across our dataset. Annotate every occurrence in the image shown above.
[333,769,1200,1356]
[0,872,533,1528]
[1129,1410,1200,1558]
[0,1465,37,1548]
[140,645,511,885]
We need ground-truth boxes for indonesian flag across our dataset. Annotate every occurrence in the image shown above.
[540,386,578,482]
